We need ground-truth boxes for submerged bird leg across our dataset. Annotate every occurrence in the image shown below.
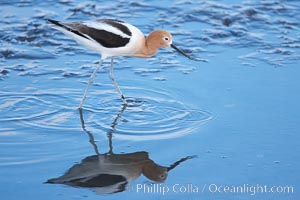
[109,57,128,105]
[79,59,104,108]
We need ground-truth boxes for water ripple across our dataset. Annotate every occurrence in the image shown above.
[0,86,211,141]
[81,86,212,141]
[0,90,80,131]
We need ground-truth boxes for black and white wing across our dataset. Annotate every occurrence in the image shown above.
[47,19,132,48]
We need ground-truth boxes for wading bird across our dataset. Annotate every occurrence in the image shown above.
[48,19,197,108]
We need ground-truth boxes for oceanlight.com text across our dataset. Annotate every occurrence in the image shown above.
[133,183,294,196]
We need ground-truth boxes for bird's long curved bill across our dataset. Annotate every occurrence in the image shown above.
[171,44,197,61]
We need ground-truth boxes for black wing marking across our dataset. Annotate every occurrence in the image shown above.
[77,24,131,48]
[48,19,131,48]
[100,19,132,36]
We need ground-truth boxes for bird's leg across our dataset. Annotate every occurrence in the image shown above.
[79,59,104,108]
[109,57,128,105]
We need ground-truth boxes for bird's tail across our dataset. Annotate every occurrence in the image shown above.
[46,19,90,40]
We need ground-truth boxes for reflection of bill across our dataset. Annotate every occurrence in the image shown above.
[46,105,195,194]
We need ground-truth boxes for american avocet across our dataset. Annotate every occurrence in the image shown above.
[47,18,197,108]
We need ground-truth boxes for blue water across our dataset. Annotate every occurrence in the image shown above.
[1,0,300,199]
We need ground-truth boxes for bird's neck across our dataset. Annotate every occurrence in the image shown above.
[132,37,159,58]
[145,39,160,56]
[144,36,160,57]
[133,45,158,58]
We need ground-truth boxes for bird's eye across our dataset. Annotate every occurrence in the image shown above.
[160,173,167,179]
[164,37,169,41]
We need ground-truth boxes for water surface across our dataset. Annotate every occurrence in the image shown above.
[0,0,299,199]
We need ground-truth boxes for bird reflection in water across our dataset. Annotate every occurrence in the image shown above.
[46,105,195,194]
